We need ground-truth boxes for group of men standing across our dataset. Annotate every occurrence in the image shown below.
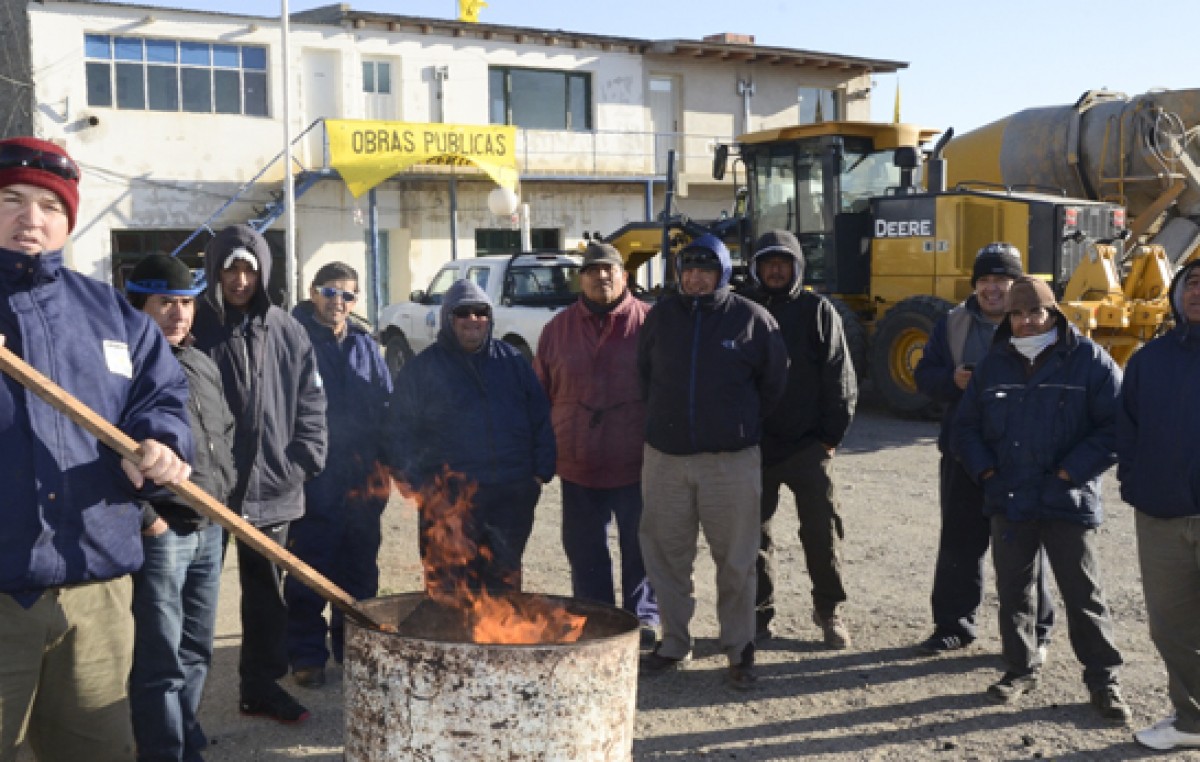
[1,132,1198,761]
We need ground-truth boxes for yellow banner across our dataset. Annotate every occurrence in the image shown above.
[325,120,518,197]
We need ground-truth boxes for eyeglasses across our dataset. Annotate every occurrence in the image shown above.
[452,305,490,319]
[0,144,81,183]
[316,286,358,303]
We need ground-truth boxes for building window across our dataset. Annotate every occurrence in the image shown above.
[797,87,840,123]
[362,61,391,95]
[474,228,562,256]
[488,67,591,132]
[85,34,269,116]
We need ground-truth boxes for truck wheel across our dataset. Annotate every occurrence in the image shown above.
[868,296,952,417]
[828,297,867,384]
[384,333,415,377]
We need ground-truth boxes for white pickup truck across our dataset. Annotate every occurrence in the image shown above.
[377,252,583,373]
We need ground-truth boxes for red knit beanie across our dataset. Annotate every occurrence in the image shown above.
[0,137,81,231]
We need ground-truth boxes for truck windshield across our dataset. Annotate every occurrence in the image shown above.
[504,263,582,307]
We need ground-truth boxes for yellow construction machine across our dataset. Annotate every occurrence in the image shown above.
[603,89,1199,415]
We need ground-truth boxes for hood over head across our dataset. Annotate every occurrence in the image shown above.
[1170,258,1200,327]
[749,229,805,295]
[203,224,272,314]
[438,278,494,347]
[676,233,732,290]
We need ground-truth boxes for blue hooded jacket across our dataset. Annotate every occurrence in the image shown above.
[293,302,392,513]
[0,247,192,602]
[637,234,789,455]
[953,314,1121,527]
[1117,258,1200,519]
[388,279,555,488]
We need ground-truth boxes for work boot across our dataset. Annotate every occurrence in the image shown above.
[640,647,688,674]
[1090,684,1132,724]
[987,671,1040,703]
[813,610,851,649]
[725,644,758,691]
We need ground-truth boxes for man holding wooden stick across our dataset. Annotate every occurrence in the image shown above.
[0,137,193,761]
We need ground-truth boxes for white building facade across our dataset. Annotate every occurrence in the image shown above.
[12,0,905,315]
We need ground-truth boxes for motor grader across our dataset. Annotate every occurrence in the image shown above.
[604,90,1199,416]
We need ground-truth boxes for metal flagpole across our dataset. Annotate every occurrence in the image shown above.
[281,0,297,307]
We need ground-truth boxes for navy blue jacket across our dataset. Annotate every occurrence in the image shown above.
[953,319,1121,527]
[192,225,327,526]
[914,295,1002,453]
[389,280,555,489]
[0,248,192,600]
[1117,259,1200,519]
[293,303,392,514]
[638,241,788,456]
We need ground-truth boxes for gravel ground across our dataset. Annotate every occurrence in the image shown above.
[182,400,1199,761]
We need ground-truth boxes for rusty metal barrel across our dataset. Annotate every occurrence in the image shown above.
[344,592,640,761]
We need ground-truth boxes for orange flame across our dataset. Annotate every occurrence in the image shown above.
[405,466,585,645]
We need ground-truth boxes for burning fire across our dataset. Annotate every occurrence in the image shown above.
[407,466,586,645]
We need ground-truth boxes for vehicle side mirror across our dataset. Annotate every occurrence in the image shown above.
[410,289,426,303]
[712,144,729,181]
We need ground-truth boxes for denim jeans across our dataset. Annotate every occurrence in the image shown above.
[561,480,658,625]
[130,523,223,762]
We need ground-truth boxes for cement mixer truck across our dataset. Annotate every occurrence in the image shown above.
[943,88,1200,265]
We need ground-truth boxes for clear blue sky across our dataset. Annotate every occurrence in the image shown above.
[112,0,1195,133]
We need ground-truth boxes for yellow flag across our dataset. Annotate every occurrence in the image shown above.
[893,81,902,123]
[325,119,518,197]
[458,0,487,22]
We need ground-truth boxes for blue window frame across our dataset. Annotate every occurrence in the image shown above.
[84,34,269,117]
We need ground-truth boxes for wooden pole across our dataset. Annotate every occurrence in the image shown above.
[0,343,386,631]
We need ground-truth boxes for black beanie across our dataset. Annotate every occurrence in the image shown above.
[126,253,203,296]
[971,242,1023,286]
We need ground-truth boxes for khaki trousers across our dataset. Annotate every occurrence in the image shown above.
[0,577,136,762]
[1137,512,1200,733]
[640,445,761,665]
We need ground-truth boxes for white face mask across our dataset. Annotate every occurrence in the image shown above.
[1010,329,1057,363]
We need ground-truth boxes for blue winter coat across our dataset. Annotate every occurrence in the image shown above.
[388,280,555,489]
[953,319,1121,527]
[293,303,392,514]
[1117,259,1200,519]
[0,248,192,600]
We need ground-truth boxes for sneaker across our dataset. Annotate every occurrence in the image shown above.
[640,648,688,674]
[1036,641,1050,665]
[916,632,974,655]
[293,665,326,689]
[239,685,311,724]
[1135,718,1200,751]
[987,671,1040,703]
[813,611,851,649]
[1090,684,1132,724]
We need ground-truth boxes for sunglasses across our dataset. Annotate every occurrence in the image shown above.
[316,286,358,303]
[0,144,81,183]
[451,305,490,319]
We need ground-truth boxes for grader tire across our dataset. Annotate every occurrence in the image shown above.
[828,297,867,385]
[868,296,952,417]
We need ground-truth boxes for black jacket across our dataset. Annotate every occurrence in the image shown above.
[744,285,856,467]
[638,284,788,456]
[141,342,237,533]
[192,225,327,526]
